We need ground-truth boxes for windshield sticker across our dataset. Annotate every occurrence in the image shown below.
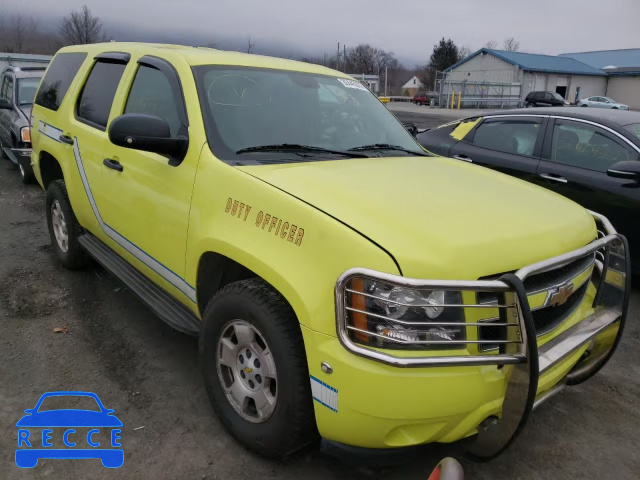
[337,78,368,91]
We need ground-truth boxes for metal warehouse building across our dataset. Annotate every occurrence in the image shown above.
[443,48,640,109]
[561,49,640,110]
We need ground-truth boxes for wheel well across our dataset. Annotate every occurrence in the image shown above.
[196,252,258,316]
[39,151,63,189]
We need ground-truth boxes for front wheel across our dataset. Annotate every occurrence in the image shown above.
[18,159,35,184]
[525,102,535,108]
[45,180,89,269]
[581,104,588,107]
[200,279,317,458]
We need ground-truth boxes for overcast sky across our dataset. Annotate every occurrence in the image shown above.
[14,0,640,66]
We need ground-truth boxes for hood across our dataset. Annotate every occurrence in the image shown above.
[239,157,596,279]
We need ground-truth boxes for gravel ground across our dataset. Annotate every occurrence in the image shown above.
[0,151,638,479]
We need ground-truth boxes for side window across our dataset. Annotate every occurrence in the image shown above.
[550,121,634,172]
[1,76,14,102]
[124,65,182,136]
[35,52,87,111]
[77,60,127,129]
[472,119,542,156]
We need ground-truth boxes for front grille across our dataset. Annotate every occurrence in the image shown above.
[531,282,589,334]
[478,253,595,349]
[523,255,594,293]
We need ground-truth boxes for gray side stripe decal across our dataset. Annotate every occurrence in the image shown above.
[71,137,197,303]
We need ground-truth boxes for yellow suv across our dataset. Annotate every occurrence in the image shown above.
[30,43,630,459]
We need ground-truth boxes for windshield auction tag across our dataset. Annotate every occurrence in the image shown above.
[337,78,368,91]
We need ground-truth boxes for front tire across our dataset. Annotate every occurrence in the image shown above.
[45,180,89,270]
[18,159,35,184]
[200,279,317,458]
[526,102,535,108]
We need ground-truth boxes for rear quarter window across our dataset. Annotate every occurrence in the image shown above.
[35,52,87,111]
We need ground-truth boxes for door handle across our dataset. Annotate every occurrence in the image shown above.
[453,154,473,163]
[539,173,567,183]
[103,158,123,172]
[59,134,74,145]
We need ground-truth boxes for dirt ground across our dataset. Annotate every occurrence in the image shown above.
[0,153,639,479]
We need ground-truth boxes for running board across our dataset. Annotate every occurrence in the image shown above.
[78,233,200,336]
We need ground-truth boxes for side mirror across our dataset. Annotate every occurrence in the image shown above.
[403,122,418,137]
[0,98,12,109]
[607,160,640,180]
[108,113,187,159]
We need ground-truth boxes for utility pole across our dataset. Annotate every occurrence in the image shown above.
[385,66,388,96]
[343,44,346,72]
[337,42,340,71]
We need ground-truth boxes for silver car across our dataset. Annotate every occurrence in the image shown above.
[578,96,630,110]
[0,66,46,184]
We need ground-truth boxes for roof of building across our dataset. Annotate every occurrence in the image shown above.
[446,48,607,76]
[560,48,640,75]
[0,52,52,63]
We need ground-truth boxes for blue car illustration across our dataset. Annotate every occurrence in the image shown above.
[16,391,123,468]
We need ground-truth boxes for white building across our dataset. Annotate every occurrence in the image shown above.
[0,52,52,72]
[445,48,607,104]
[560,49,640,110]
[346,73,380,94]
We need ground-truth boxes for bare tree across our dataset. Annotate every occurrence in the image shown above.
[345,44,398,74]
[247,36,256,54]
[0,14,39,53]
[484,40,498,49]
[503,37,520,52]
[59,5,106,45]
[458,46,472,59]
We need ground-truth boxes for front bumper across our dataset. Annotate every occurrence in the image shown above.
[2,146,31,166]
[315,211,630,457]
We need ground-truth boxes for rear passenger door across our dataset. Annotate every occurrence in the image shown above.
[449,116,547,183]
[70,53,129,229]
[536,118,640,232]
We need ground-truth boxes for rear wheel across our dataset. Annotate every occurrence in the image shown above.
[200,279,317,458]
[45,180,89,269]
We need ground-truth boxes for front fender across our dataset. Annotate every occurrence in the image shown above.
[185,152,399,335]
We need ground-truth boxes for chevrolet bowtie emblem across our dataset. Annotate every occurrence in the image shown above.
[549,282,575,306]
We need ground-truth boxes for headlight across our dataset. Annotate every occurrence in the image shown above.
[344,277,465,350]
[20,127,30,143]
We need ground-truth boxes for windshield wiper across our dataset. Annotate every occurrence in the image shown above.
[348,143,429,156]
[236,144,369,158]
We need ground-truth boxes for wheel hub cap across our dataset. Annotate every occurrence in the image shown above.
[51,200,69,253]
[216,320,277,423]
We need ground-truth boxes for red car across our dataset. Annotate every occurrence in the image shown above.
[412,91,429,105]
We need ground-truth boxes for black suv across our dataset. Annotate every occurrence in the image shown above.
[0,66,46,183]
[524,91,567,108]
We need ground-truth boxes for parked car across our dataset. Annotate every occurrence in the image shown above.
[30,43,629,460]
[524,91,569,107]
[0,66,45,183]
[417,107,640,272]
[578,96,630,110]
[411,91,430,105]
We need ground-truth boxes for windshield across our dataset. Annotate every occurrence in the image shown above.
[551,93,565,102]
[624,124,640,141]
[17,77,41,106]
[603,97,615,103]
[194,66,425,163]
